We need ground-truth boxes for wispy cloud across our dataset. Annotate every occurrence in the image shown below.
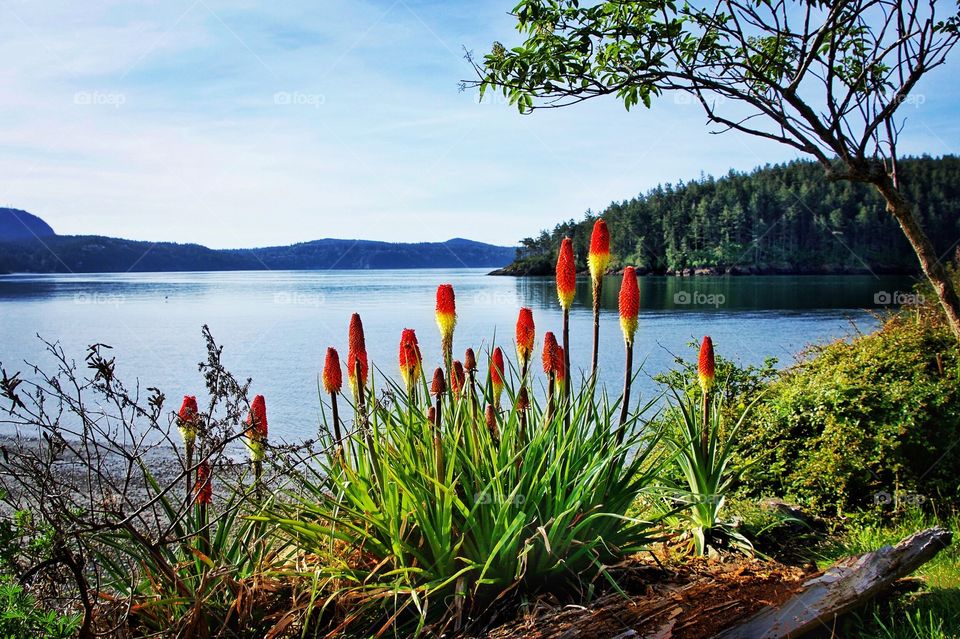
[0,0,956,248]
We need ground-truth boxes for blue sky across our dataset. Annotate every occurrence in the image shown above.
[1,0,957,249]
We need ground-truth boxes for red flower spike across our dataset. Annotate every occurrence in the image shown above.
[195,460,212,506]
[435,284,456,344]
[464,348,477,372]
[347,313,368,390]
[431,367,446,395]
[698,336,716,393]
[322,347,342,395]
[542,332,560,374]
[490,347,505,404]
[451,360,465,397]
[618,267,640,346]
[588,219,611,282]
[555,346,566,385]
[515,307,535,369]
[178,396,198,424]
[556,237,576,310]
[398,328,422,392]
[245,395,268,440]
[516,386,530,411]
[427,405,437,426]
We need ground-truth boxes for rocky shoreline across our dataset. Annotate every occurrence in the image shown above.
[489,263,918,277]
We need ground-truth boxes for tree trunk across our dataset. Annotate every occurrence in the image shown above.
[874,177,960,343]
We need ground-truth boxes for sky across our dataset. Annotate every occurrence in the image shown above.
[0,0,958,249]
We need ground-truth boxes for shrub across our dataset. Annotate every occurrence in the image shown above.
[0,576,79,639]
[734,306,960,516]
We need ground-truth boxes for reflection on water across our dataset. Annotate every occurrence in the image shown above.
[0,270,916,442]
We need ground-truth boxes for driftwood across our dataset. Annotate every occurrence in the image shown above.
[714,527,953,639]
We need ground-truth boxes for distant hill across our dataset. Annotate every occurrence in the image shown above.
[0,216,516,273]
[499,155,960,276]
[0,208,56,242]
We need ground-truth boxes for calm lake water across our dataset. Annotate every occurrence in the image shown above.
[0,269,917,443]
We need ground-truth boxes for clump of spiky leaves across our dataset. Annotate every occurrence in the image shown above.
[664,360,759,556]
[260,359,664,636]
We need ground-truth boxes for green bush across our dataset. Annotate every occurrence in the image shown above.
[734,308,960,516]
[0,576,79,639]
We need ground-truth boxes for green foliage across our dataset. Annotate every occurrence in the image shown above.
[0,577,80,639]
[734,304,960,517]
[260,368,665,635]
[663,382,757,555]
[504,156,960,275]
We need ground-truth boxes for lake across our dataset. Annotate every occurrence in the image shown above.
[0,270,918,443]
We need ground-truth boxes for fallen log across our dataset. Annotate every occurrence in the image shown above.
[713,527,953,639]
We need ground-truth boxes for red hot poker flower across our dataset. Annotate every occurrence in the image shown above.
[490,347,505,405]
[618,267,640,346]
[398,328,423,392]
[515,307,535,369]
[195,460,212,505]
[698,336,716,393]
[245,395,268,440]
[451,360,465,397]
[588,219,611,282]
[431,367,446,396]
[556,237,576,310]
[435,284,456,346]
[347,313,368,390]
[542,332,560,374]
[464,348,477,372]
[178,395,199,424]
[322,347,342,395]
[555,347,566,385]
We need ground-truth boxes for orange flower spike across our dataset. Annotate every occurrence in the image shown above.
[398,328,422,392]
[618,267,640,346]
[588,219,611,283]
[177,395,199,446]
[515,307,535,370]
[542,332,559,374]
[698,336,716,393]
[347,313,369,391]
[322,347,342,395]
[490,347,505,406]
[556,237,576,310]
[435,284,456,348]
[451,360,465,398]
[195,460,212,506]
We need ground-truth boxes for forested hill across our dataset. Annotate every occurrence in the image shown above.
[499,156,960,276]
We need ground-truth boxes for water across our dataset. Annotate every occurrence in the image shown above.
[0,270,918,443]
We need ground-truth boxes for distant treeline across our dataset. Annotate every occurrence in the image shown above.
[500,156,960,275]
[0,235,516,273]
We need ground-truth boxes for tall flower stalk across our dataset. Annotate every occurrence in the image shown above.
[617,267,640,436]
[436,284,456,380]
[348,313,379,486]
[588,220,611,377]
[556,237,576,421]
[323,347,343,448]
[194,460,212,553]
[431,367,446,477]
[176,395,199,504]
[465,348,479,417]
